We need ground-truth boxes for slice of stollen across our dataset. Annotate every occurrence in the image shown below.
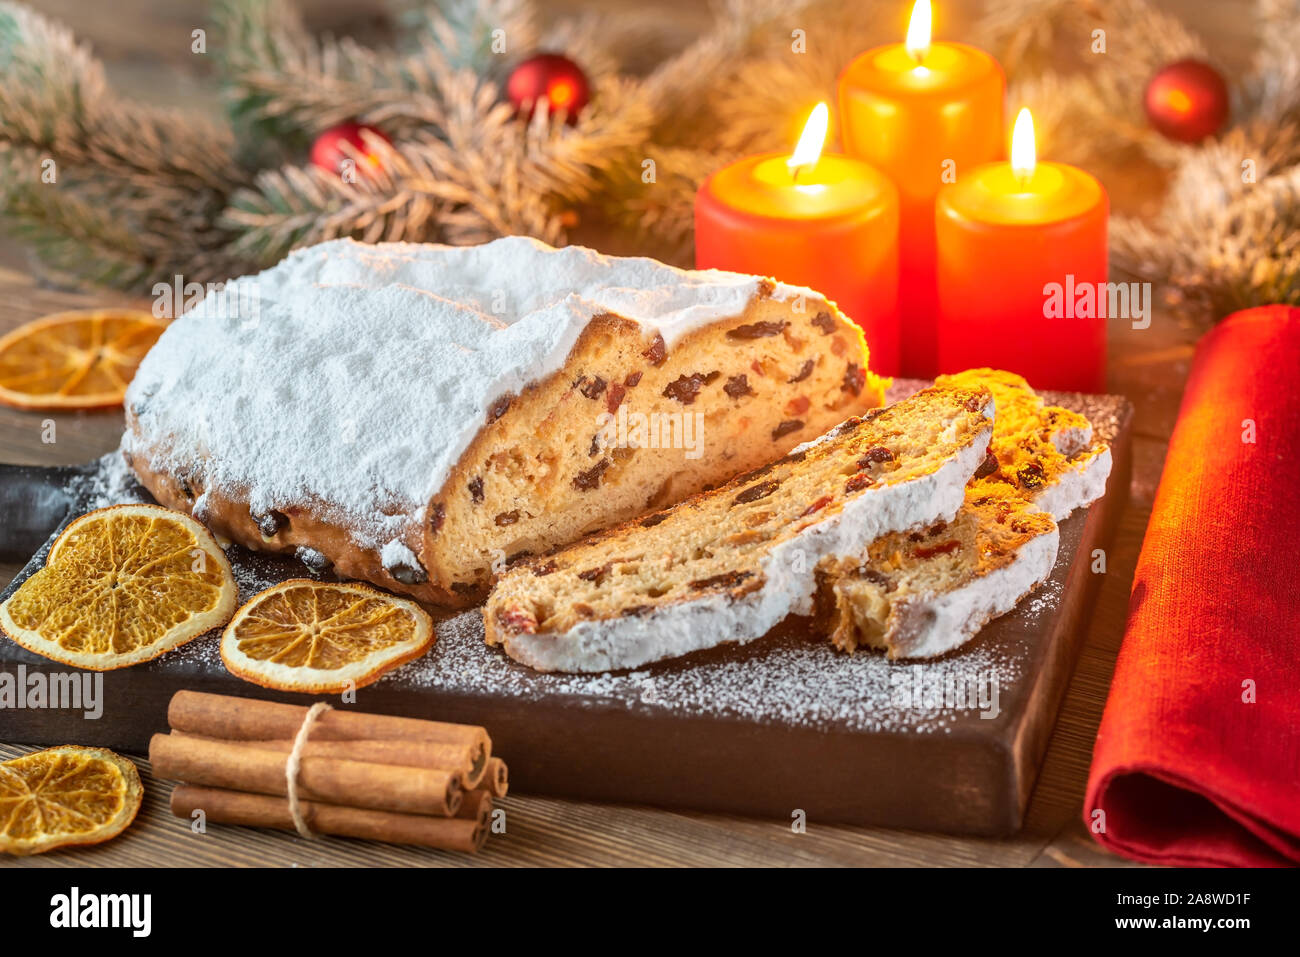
[816,369,1113,660]
[937,368,1112,520]
[485,386,995,672]
[817,487,1059,659]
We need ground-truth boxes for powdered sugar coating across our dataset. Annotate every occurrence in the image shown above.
[72,443,149,508]
[123,236,816,551]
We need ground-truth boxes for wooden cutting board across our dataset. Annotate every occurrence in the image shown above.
[0,389,1131,836]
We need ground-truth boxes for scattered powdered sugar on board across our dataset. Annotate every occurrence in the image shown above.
[68,446,149,509]
[1016,575,1066,627]
[392,609,1024,735]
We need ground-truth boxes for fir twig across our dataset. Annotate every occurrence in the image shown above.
[397,0,538,76]
[0,2,242,193]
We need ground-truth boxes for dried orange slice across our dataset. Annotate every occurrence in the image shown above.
[221,580,433,693]
[0,308,166,410]
[0,746,143,855]
[0,504,237,669]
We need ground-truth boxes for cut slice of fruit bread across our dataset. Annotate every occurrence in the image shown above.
[817,487,1059,659]
[937,368,1111,520]
[815,369,1113,660]
[485,386,995,672]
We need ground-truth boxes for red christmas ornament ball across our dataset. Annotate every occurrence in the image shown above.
[309,121,391,178]
[1143,59,1229,143]
[506,53,590,123]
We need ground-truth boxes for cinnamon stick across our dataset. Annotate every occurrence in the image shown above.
[150,733,462,817]
[173,731,488,791]
[456,788,493,822]
[168,691,490,760]
[171,785,488,853]
[483,756,509,798]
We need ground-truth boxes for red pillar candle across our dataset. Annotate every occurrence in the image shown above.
[695,104,902,375]
[935,109,1109,392]
[838,0,1004,377]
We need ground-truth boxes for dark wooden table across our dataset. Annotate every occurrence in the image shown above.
[0,260,1198,866]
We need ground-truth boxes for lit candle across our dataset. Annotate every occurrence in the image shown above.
[695,103,902,374]
[935,109,1109,392]
[838,0,1004,376]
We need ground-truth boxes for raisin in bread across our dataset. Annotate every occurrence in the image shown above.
[124,237,886,607]
[484,386,994,672]
[938,368,1111,519]
[815,369,1113,659]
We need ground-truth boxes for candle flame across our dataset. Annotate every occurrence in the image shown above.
[1010,107,1036,181]
[906,0,932,62]
[788,102,829,178]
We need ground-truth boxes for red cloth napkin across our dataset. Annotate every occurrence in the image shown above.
[1085,305,1300,867]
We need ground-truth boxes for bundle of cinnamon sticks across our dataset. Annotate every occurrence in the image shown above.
[150,691,507,853]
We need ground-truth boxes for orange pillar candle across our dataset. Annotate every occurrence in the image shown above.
[695,104,902,375]
[838,0,1004,377]
[935,109,1109,392]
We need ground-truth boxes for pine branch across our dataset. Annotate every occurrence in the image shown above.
[1113,164,1300,317]
[535,9,640,82]
[973,0,1206,81]
[704,2,896,156]
[220,131,567,266]
[513,77,657,202]
[0,2,243,194]
[3,170,170,288]
[640,0,819,125]
[215,0,447,138]
[214,0,544,142]
[0,1,249,288]
[598,144,734,263]
[397,0,538,75]
[1244,0,1300,124]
